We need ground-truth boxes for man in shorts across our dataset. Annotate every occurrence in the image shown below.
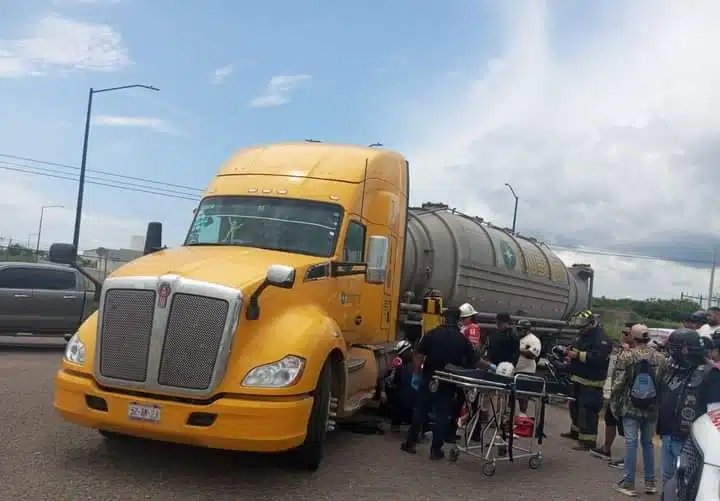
[590,322,635,467]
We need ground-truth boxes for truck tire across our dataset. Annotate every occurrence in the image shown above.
[291,360,332,471]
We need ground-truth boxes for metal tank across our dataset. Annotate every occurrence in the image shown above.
[401,203,593,321]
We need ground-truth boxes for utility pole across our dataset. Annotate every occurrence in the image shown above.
[72,84,159,250]
[36,204,63,261]
[504,183,519,234]
[708,248,717,309]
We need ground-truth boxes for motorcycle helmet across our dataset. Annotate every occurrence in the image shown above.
[667,328,706,366]
[395,339,412,356]
[496,361,515,377]
[517,319,533,331]
[688,310,710,325]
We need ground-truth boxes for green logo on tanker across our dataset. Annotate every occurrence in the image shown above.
[499,241,517,269]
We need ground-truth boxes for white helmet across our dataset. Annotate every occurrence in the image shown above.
[496,362,515,377]
[459,302,478,318]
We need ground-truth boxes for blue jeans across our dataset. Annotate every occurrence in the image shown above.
[660,436,685,486]
[622,417,656,484]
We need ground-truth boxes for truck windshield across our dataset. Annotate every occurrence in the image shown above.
[184,196,343,257]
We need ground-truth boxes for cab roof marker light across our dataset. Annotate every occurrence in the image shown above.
[277,189,288,195]
[330,195,340,200]
[248,188,258,193]
[262,189,272,194]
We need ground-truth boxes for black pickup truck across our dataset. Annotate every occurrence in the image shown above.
[0,262,97,337]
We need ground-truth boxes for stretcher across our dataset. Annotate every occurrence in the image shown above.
[432,365,574,476]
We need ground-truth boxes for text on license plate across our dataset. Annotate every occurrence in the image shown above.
[128,403,161,423]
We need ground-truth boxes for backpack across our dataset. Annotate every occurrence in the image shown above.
[629,357,658,409]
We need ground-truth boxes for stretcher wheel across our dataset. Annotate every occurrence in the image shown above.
[448,447,460,462]
[482,462,497,476]
[529,455,543,470]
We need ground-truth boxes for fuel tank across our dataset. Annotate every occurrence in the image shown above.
[401,203,593,321]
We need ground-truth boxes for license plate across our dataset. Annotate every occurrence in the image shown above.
[128,403,161,423]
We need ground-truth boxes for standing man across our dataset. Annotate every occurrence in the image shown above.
[591,321,635,465]
[657,329,720,492]
[459,302,482,349]
[610,324,667,496]
[486,312,521,366]
[400,307,480,460]
[561,310,613,451]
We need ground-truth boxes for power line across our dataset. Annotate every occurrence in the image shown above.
[0,152,203,192]
[548,244,713,265]
[0,163,200,202]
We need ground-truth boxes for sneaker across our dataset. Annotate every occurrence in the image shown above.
[615,480,637,497]
[560,431,578,440]
[609,459,625,469]
[590,447,611,460]
[644,480,657,494]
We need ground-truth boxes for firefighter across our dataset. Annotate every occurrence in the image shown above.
[560,310,613,450]
[458,302,482,349]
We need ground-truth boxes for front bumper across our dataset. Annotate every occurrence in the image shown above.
[54,369,313,453]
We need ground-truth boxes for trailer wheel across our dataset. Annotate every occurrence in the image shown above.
[291,360,332,472]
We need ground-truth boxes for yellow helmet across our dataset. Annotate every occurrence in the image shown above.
[569,309,595,328]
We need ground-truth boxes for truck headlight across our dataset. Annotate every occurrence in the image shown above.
[242,355,305,388]
[64,333,86,365]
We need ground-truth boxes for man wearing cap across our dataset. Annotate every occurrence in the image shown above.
[610,324,667,496]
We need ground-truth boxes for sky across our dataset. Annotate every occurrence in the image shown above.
[0,0,718,301]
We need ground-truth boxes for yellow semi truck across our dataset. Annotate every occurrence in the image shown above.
[49,141,593,471]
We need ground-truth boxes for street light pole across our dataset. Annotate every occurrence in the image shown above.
[504,182,519,234]
[72,84,160,251]
[36,204,64,260]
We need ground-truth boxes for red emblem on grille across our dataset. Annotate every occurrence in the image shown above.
[157,283,171,308]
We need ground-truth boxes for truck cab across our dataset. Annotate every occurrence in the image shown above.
[50,142,408,470]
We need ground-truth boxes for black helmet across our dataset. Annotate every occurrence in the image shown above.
[517,319,532,330]
[668,328,706,360]
[688,310,710,325]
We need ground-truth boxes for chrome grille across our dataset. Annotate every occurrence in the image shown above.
[99,289,155,382]
[677,438,703,501]
[157,293,229,390]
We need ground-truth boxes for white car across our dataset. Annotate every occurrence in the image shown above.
[664,403,720,501]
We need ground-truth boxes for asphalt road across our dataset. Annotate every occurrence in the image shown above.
[1,346,642,501]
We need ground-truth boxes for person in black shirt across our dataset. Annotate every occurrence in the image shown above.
[485,312,521,366]
[400,307,481,460]
[656,329,720,490]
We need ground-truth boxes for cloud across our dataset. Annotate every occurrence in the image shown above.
[397,0,720,299]
[0,174,145,251]
[211,64,233,85]
[555,249,714,303]
[0,13,129,78]
[92,115,175,133]
[250,74,311,108]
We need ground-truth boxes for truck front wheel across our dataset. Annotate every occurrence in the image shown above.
[291,360,333,471]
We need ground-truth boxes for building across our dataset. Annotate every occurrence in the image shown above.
[130,235,145,252]
[81,247,143,277]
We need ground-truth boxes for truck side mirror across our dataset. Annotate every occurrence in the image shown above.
[365,235,389,284]
[144,221,163,255]
[49,243,78,265]
[266,264,296,289]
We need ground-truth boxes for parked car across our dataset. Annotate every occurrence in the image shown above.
[0,262,97,337]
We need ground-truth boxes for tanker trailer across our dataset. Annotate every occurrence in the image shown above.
[399,203,594,345]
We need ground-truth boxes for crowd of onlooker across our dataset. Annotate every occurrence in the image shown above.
[382,304,720,500]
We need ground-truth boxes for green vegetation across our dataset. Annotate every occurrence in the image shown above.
[593,296,700,340]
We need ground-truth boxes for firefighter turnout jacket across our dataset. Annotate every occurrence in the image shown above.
[570,325,613,388]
